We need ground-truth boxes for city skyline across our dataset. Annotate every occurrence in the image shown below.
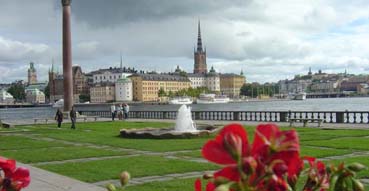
[1,0,369,83]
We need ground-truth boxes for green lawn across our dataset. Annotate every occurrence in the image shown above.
[0,135,69,150]
[1,121,369,191]
[37,155,219,183]
[0,146,128,163]
[126,178,197,191]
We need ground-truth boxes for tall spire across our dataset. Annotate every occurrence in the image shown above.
[120,51,123,70]
[51,58,55,73]
[197,20,203,52]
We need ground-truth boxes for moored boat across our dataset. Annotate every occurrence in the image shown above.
[168,97,193,105]
[196,94,230,104]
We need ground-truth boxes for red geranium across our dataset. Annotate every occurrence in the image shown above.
[0,157,30,191]
[196,123,365,191]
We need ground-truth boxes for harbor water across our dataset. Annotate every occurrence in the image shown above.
[1,97,369,121]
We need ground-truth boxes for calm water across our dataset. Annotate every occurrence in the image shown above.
[1,97,369,120]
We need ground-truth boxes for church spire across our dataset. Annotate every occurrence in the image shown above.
[197,20,203,52]
[120,51,123,70]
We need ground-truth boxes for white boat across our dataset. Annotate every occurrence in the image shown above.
[293,92,307,100]
[168,97,193,105]
[52,99,64,108]
[196,94,230,104]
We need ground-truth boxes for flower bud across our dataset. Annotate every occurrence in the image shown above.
[223,133,242,160]
[348,163,367,172]
[242,157,257,175]
[214,184,230,191]
[106,183,117,191]
[203,173,214,180]
[119,171,130,186]
[352,179,365,191]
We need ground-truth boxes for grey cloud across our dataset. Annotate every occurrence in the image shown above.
[71,0,250,27]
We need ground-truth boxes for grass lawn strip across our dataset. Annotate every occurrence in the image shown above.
[0,146,128,163]
[125,177,197,191]
[0,135,69,150]
[37,155,219,183]
[303,137,369,151]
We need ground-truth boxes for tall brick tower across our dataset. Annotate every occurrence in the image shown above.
[28,62,37,85]
[194,21,207,74]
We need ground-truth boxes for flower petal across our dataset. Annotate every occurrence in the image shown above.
[202,123,249,165]
[214,166,240,182]
[12,167,31,188]
[195,178,202,191]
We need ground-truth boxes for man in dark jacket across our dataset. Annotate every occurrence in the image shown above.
[55,109,63,128]
[70,106,77,129]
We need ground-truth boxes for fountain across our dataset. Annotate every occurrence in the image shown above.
[174,105,197,132]
[120,105,220,139]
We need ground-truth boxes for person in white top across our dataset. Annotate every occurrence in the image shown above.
[123,103,130,119]
[110,104,116,121]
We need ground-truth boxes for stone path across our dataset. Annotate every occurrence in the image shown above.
[19,162,104,191]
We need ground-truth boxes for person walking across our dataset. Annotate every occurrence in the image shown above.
[110,104,116,121]
[55,109,63,128]
[70,106,77,129]
[123,103,130,119]
[118,104,123,120]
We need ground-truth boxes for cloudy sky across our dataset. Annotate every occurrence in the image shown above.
[1,0,369,83]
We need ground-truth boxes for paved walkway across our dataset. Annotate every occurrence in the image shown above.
[20,162,104,191]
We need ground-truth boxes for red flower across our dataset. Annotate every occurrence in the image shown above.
[303,157,329,191]
[194,179,215,191]
[251,124,301,178]
[252,124,300,158]
[202,123,250,165]
[0,158,16,177]
[0,158,30,191]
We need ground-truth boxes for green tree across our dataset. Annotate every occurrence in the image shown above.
[158,88,166,97]
[79,94,90,102]
[8,83,26,101]
[44,83,50,99]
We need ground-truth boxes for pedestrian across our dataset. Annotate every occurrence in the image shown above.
[123,103,129,119]
[118,104,123,120]
[70,106,77,129]
[55,109,63,128]
[110,104,116,121]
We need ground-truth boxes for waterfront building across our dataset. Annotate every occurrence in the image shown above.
[220,73,246,98]
[49,65,85,103]
[115,77,133,102]
[25,88,45,104]
[130,73,191,102]
[310,75,343,93]
[90,67,135,84]
[193,21,207,74]
[187,66,220,92]
[27,62,37,85]
[0,89,14,104]
[90,83,115,103]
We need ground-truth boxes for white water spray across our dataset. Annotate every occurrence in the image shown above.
[174,105,197,132]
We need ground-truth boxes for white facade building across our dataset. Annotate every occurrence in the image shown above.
[115,77,133,101]
[90,67,134,84]
[25,88,45,104]
[187,67,220,92]
[0,89,14,104]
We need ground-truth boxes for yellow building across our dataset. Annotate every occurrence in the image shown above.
[130,74,191,102]
[90,83,115,103]
[220,74,246,98]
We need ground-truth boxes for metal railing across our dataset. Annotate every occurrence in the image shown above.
[78,110,369,124]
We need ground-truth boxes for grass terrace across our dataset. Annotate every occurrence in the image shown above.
[1,121,369,190]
